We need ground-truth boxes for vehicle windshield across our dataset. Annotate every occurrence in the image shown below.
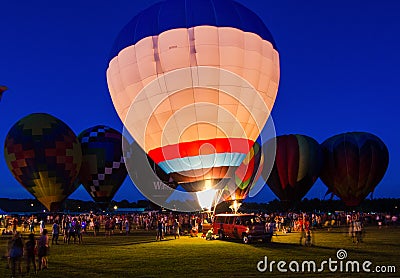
[237,216,263,225]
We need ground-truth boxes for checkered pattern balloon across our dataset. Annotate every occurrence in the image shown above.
[4,113,82,211]
[78,125,127,208]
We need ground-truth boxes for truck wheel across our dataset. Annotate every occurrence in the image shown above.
[242,234,249,244]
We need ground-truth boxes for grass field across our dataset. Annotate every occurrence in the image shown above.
[1,226,399,277]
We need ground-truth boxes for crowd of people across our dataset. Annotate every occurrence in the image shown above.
[1,210,399,238]
[6,229,49,277]
[1,210,399,276]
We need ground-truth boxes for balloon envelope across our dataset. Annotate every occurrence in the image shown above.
[264,134,321,203]
[4,113,82,211]
[222,137,264,202]
[147,154,178,189]
[78,125,128,209]
[107,0,280,193]
[320,132,389,207]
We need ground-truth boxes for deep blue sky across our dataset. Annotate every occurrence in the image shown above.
[1,0,399,203]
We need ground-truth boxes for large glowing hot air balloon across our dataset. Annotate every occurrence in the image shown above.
[4,113,82,211]
[78,125,128,210]
[320,132,389,207]
[107,0,280,196]
[264,134,321,203]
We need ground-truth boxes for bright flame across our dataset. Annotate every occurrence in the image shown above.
[229,200,242,214]
[196,188,218,211]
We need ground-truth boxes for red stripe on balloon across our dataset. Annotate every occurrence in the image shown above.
[276,136,288,190]
[276,135,300,190]
[148,138,254,163]
[287,135,300,187]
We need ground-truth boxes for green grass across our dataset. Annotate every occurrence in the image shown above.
[1,226,399,277]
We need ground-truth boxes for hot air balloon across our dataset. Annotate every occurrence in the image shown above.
[78,125,128,210]
[0,85,7,101]
[217,137,264,213]
[222,137,264,202]
[107,0,280,199]
[320,132,389,207]
[264,134,321,204]
[4,113,82,212]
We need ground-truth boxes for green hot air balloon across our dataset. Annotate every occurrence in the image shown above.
[4,113,82,211]
[78,125,128,210]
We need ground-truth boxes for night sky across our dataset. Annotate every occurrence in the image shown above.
[1,0,399,203]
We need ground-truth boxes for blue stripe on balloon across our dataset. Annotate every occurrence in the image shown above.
[110,0,277,59]
[158,152,246,173]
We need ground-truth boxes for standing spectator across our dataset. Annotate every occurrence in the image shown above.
[81,220,87,234]
[94,218,100,237]
[125,219,130,236]
[68,221,77,244]
[76,222,83,244]
[63,219,70,243]
[39,219,45,234]
[29,219,35,233]
[37,229,49,271]
[104,218,111,237]
[305,230,313,247]
[156,217,164,241]
[173,219,180,239]
[9,231,24,277]
[52,221,60,245]
[24,233,37,274]
[89,218,94,231]
[12,218,18,234]
[118,217,123,233]
[23,219,29,232]
[353,217,363,244]
[299,226,307,245]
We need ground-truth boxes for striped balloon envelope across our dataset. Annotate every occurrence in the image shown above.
[107,0,279,192]
[4,113,82,212]
[264,134,322,203]
[320,132,389,207]
[222,137,264,202]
